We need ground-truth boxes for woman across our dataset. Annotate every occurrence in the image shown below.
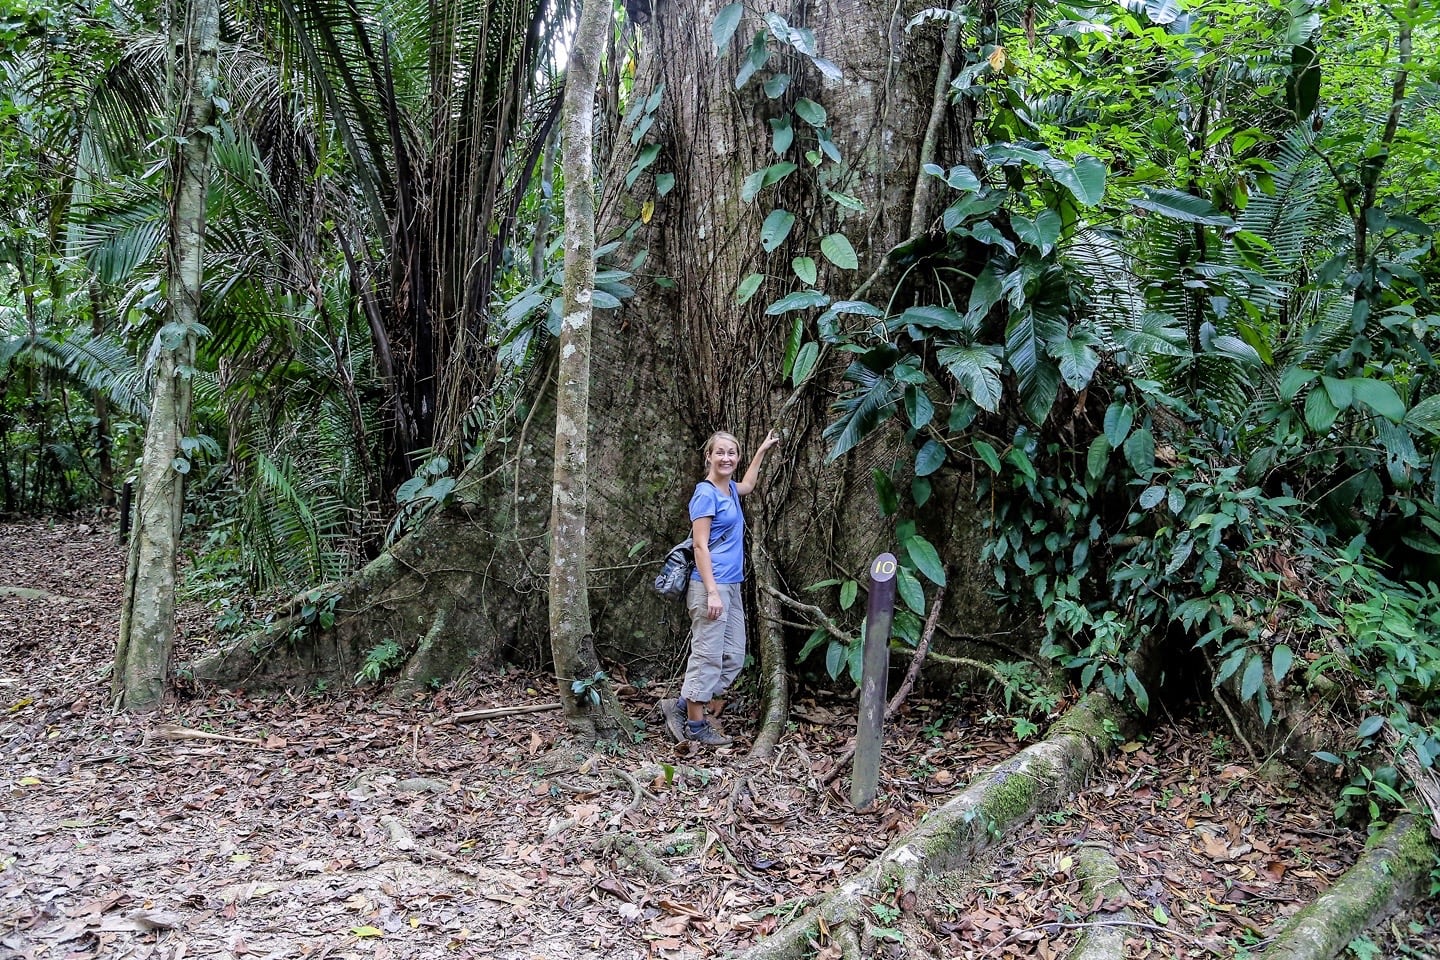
[661,428,781,746]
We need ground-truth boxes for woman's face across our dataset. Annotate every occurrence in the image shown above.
[707,438,740,478]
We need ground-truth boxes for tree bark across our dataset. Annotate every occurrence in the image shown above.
[549,0,629,739]
[190,0,1016,692]
[114,0,220,710]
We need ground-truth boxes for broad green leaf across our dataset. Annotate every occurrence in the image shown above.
[625,143,662,188]
[655,173,675,196]
[946,165,982,192]
[781,315,804,377]
[1356,715,1385,739]
[903,534,946,586]
[1013,210,1061,255]
[1304,387,1339,433]
[914,440,945,476]
[1272,645,1294,684]
[905,386,934,430]
[901,305,966,331]
[1131,187,1234,227]
[1321,375,1354,410]
[734,33,771,89]
[968,220,1015,255]
[590,289,621,309]
[895,566,925,614]
[1405,395,1440,436]
[937,345,1003,412]
[1139,485,1166,509]
[1278,365,1317,402]
[810,57,842,80]
[1240,654,1265,701]
[825,640,846,679]
[736,273,765,305]
[1103,402,1134,447]
[1126,667,1149,713]
[1349,378,1405,423]
[1123,427,1155,475]
[973,439,1002,473]
[825,190,866,212]
[1045,155,1106,207]
[1049,331,1101,390]
[1006,309,1064,423]
[912,476,932,507]
[760,209,797,251]
[791,341,820,386]
[712,3,744,49]
[741,162,798,203]
[840,578,858,610]
[794,98,827,126]
[791,256,817,285]
[769,116,794,155]
[820,233,859,270]
[964,266,1003,328]
[763,73,792,99]
[1086,435,1110,479]
[765,289,828,314]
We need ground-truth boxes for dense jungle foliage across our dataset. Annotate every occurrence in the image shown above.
[2,0,1438,822]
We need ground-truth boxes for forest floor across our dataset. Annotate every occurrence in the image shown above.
[1,518,1436,960]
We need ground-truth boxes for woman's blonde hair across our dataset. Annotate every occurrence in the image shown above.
[703,430,742,464]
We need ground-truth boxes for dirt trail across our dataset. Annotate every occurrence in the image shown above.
[1,519,1431,959]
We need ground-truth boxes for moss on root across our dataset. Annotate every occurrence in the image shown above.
[736,692,1128,960]
[1257,816,1437,960]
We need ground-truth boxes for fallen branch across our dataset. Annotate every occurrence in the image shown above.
[1256,815,1436,960]
[149,724,262,746]
[739,692,1132,960]
[443,702,561,724]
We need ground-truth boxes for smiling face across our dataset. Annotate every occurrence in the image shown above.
[704,432,742,483]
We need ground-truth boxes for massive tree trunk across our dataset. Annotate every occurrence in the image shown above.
[114,0,220,710]
[195,0,1012,691]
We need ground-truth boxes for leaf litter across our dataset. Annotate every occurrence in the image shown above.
[0,520,1434,959]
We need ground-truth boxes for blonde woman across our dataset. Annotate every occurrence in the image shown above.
[661,429,781,746]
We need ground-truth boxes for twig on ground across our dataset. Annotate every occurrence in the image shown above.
[149,724,263,746]
[443,702,561,724]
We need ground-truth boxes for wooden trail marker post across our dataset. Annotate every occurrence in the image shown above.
[851,551,898,811]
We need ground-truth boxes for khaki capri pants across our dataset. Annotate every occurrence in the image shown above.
[679,580,747,703]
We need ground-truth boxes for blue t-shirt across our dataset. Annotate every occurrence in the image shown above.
[689,480,745,583]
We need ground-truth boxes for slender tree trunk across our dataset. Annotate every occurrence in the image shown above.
[88,284,115,507]
[114,0,220,710]
[549,0,629,739]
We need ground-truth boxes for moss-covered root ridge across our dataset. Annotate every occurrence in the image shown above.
[1068,844,1132,960]
[737,692,1130,960]
[1257,815,1436,960]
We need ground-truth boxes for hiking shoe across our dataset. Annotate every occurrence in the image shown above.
[659,698,687,744]
[683,720,733,747]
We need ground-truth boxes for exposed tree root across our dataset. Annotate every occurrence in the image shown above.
[1257,815,1436,960]
[737,692,1130,960]
[751,550,790,759]
[597,833,676,884]
[1068,844,1132,960]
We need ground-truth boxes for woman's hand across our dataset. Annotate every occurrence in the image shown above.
[758,429,781,454]
[707,590,724,620]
